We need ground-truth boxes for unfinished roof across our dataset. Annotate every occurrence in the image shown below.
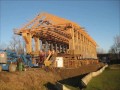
[15,12,97,46]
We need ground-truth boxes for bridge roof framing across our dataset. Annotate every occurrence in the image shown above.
[40,34,69,45]
[15,12,97,48]
[77,28,97,46]
[18,28,69,44]
[18,12,80,30]
[17,24,72,39]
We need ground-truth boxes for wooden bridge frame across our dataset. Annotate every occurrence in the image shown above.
[15,12,97,59]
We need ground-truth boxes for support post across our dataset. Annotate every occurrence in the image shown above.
[62,45,64,53]
[45,41,48,52]
[50,42,53,50]
[34,37,40,52]
[55,43,58,52]
[22,32,32,54]
[59,44,61,53]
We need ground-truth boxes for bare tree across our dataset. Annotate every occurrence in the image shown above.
[9,35,18,51]
[8,35,25,54]
[109,35,120,59]
[0,43,7,50]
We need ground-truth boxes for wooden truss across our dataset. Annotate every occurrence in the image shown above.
[15,12,97,59]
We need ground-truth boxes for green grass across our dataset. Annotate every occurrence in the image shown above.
[62,65,120,90]
[85,66,120,90]
[52,64,120,90]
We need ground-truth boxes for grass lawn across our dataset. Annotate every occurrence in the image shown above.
[85,65,120,90]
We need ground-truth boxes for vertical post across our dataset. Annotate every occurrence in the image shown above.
[78,32,81,54]
[62,45,64,53]
[82,36,84,58]
[28,33,32,53]
[48,41,50,50]
[72,28,75,50]
[86,39,88,58]
[59,44,61,53]
[81,34,83,58]
[89,42,91,58]
[75,30,79,54]
[22,32,32,54]
[34,37,40,52]
[79,33,81,54]
[40,40,42,50]
[45,41,48,52]
[84,37,86,58]
[42,40,45,51]
[88,41,90,58]
[69,27,75,50]
[55,43,58,52]
[76,31,78,54]
[50,42,53,50]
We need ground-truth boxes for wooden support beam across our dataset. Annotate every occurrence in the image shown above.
[16,12,98,59]
[55,43,57,52]
[22,32,32,54]
[45,41,48,52]
[69,27,75,50]
[34,37,40,52]
[22,33,29,44]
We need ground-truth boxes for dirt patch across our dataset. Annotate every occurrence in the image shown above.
[57,63,104,79]
[0,63,104,90]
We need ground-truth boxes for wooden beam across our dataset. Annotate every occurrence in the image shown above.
[34,37,40,52]
[22,33,32,54]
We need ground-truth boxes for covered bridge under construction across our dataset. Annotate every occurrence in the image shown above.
[15,12,98,68]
